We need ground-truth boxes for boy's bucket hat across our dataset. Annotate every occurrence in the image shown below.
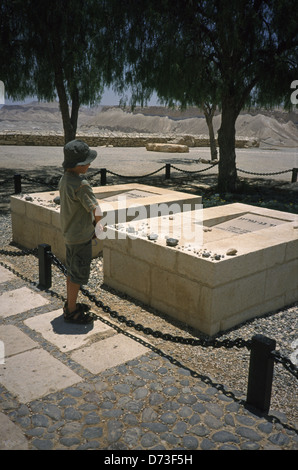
[63,139,97,169]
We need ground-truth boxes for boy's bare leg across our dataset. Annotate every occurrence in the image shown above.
[67,276,80,313]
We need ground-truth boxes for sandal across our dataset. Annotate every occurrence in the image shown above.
[64,304,95,324]
[63,302,90,314]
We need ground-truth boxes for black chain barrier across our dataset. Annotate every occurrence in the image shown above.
[0,249,65,305]
[0,245,297,381]
[49,250,298,380]
[2,159,297,194]
[48,249,251,350]
[171,162,218,174]
[0,247,249,351]
[1,246,298,423]
[19,174,60,190]
[271,350,298,379]
[0,177,13,185]
[89,161,295,179]
[106,166,167,179]
[236,168,293,176]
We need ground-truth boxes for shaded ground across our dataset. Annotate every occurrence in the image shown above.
[1,165,298,215]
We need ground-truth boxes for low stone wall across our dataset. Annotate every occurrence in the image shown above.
[0,133,252,148]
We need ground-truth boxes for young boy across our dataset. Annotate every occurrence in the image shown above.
[59,139,103,324]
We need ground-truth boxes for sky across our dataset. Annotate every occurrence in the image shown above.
[100,87,160,106]
[3,86,161,107]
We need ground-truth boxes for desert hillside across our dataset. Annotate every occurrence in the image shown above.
[0,101,297,148]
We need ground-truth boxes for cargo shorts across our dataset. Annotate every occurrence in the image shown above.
[65,239,92,286]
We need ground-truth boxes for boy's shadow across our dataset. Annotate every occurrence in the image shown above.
[51,314,94,335]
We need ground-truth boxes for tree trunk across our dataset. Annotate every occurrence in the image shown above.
[70,87,80,141]
[51,33,78,144]
[54,68,77,144]
[217,99,238,193]
[203,103,218,161]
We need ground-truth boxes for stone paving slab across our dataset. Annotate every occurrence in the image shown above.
[0,324,38,358]
[24,309,113,352]
[0,265,17,283]
[0,412,29,450]
[71,334,149,374]
[0,286,49,318]
[0,348,82,403]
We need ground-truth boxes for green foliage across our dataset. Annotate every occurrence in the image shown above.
[115,0,297,191]
[1,0,105,102]
[118,0,298,111]
[0,0,120,141]
[1,0,297,184]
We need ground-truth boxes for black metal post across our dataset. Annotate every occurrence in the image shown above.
[291,168,298,183]
[101,168,107,186]
[14,174,22,194]
[165,163,171,179]
[246,334,276,413]
[38,244,52,289]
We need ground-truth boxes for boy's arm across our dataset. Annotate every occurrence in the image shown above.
[76,182,103,232]
[93,206,103,238]
[93,207,102,225]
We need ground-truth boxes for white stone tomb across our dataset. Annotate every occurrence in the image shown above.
[10,184,202,262]
[103,203,298,335]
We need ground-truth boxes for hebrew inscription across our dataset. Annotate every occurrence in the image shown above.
[100,189,158,202]
[215,213,287,235]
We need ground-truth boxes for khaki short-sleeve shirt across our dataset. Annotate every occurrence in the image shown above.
[59,172,99,245]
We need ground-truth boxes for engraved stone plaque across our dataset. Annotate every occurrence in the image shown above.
[215,213,286,235]
[102,189,157,202]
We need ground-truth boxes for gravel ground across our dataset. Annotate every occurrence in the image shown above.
[0,168,297,433]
